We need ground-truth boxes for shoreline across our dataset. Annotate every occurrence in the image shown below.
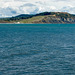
[0,23,75,24]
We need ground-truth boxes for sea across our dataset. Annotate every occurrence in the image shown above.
[0,24,75,75]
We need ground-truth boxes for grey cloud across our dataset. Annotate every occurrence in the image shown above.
[21,3,36,7]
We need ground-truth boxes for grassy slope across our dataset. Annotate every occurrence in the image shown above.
[19,16,45,23]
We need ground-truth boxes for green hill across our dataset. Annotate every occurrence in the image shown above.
[0,12,75,23]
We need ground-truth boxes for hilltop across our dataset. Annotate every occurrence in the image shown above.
[0,12,75,24]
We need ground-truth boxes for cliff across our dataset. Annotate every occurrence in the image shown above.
[0,12,75,24]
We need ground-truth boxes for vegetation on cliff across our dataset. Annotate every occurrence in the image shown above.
[0,12,75,23]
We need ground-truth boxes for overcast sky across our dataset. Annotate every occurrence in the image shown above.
[0,0,75,17]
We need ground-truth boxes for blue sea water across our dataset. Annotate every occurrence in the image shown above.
[0,24,75,75]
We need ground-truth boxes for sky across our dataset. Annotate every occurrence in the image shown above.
[0,0,75,17]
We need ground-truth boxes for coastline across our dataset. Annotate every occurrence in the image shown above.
[0,12,75,24]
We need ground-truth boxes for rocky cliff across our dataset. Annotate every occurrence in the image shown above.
[32,15,75,24]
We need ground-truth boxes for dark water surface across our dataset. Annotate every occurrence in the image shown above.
[0,24,75,75]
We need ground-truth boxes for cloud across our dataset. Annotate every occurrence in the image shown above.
[0,0,75,17]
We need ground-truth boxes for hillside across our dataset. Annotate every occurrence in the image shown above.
[0,12,75,24]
